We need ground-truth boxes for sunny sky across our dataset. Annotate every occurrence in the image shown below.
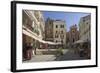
[42,11,90,31]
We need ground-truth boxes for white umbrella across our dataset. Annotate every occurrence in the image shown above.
[74,40,85,44]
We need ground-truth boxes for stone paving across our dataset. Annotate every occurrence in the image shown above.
[23,49,87,63]
[55,49,86,61]
[23,55,56,63]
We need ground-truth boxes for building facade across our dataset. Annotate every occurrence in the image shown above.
[45,18,54,41]
[66,32,69,47]
[22,10,45,60]
[78,15,91,59]
[53,20,66,47]
[23,10,45,40]
[45,19,66,48]
[79,15,91,42]
[67,24,79,46]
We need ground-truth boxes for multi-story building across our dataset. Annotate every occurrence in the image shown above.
[78,15,91,59]
[45,19,66,48]
[45,18,54,41]
[23,10,45,41]
[79,15,91,42]
[33,10,45,40]
[53,20,66,47]
[67,24,79,46]
[66,32,69,47]
[22,10,45,59]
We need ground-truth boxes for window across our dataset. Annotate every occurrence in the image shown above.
[86,22,88,25]
[60,35,64,39]
[56,40,58,43]
[55,35,58,38]
[50,21,52,24]
[83,18,86,22]
[56,31,58,33]
[73,39,75,42]
[61,40,63,43]
[61,30,63,34]
[56,25,58,28]
[60,25,62,28]
[62,25,64,28]
[60,25,64,28]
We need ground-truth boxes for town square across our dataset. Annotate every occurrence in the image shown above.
[22,10,91,62]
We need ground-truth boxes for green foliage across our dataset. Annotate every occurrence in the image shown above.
[56,48,63,56]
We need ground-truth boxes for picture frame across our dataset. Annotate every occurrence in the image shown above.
[11,1,98,72]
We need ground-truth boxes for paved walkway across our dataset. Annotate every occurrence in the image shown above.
[23,49,87,63]
[55,49,86,61]
[23,55,56,63]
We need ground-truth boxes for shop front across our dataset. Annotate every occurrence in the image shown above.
[23,34,33,61]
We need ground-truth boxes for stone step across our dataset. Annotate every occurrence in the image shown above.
[32,50,43,55]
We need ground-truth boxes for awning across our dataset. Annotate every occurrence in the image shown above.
[74,40,86,44]
[23,29,59,45]
[46,41,60,45]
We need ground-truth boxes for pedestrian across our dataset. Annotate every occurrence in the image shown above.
[79,45,84,57]
[23,43,27,61]
[26,43,33,60]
